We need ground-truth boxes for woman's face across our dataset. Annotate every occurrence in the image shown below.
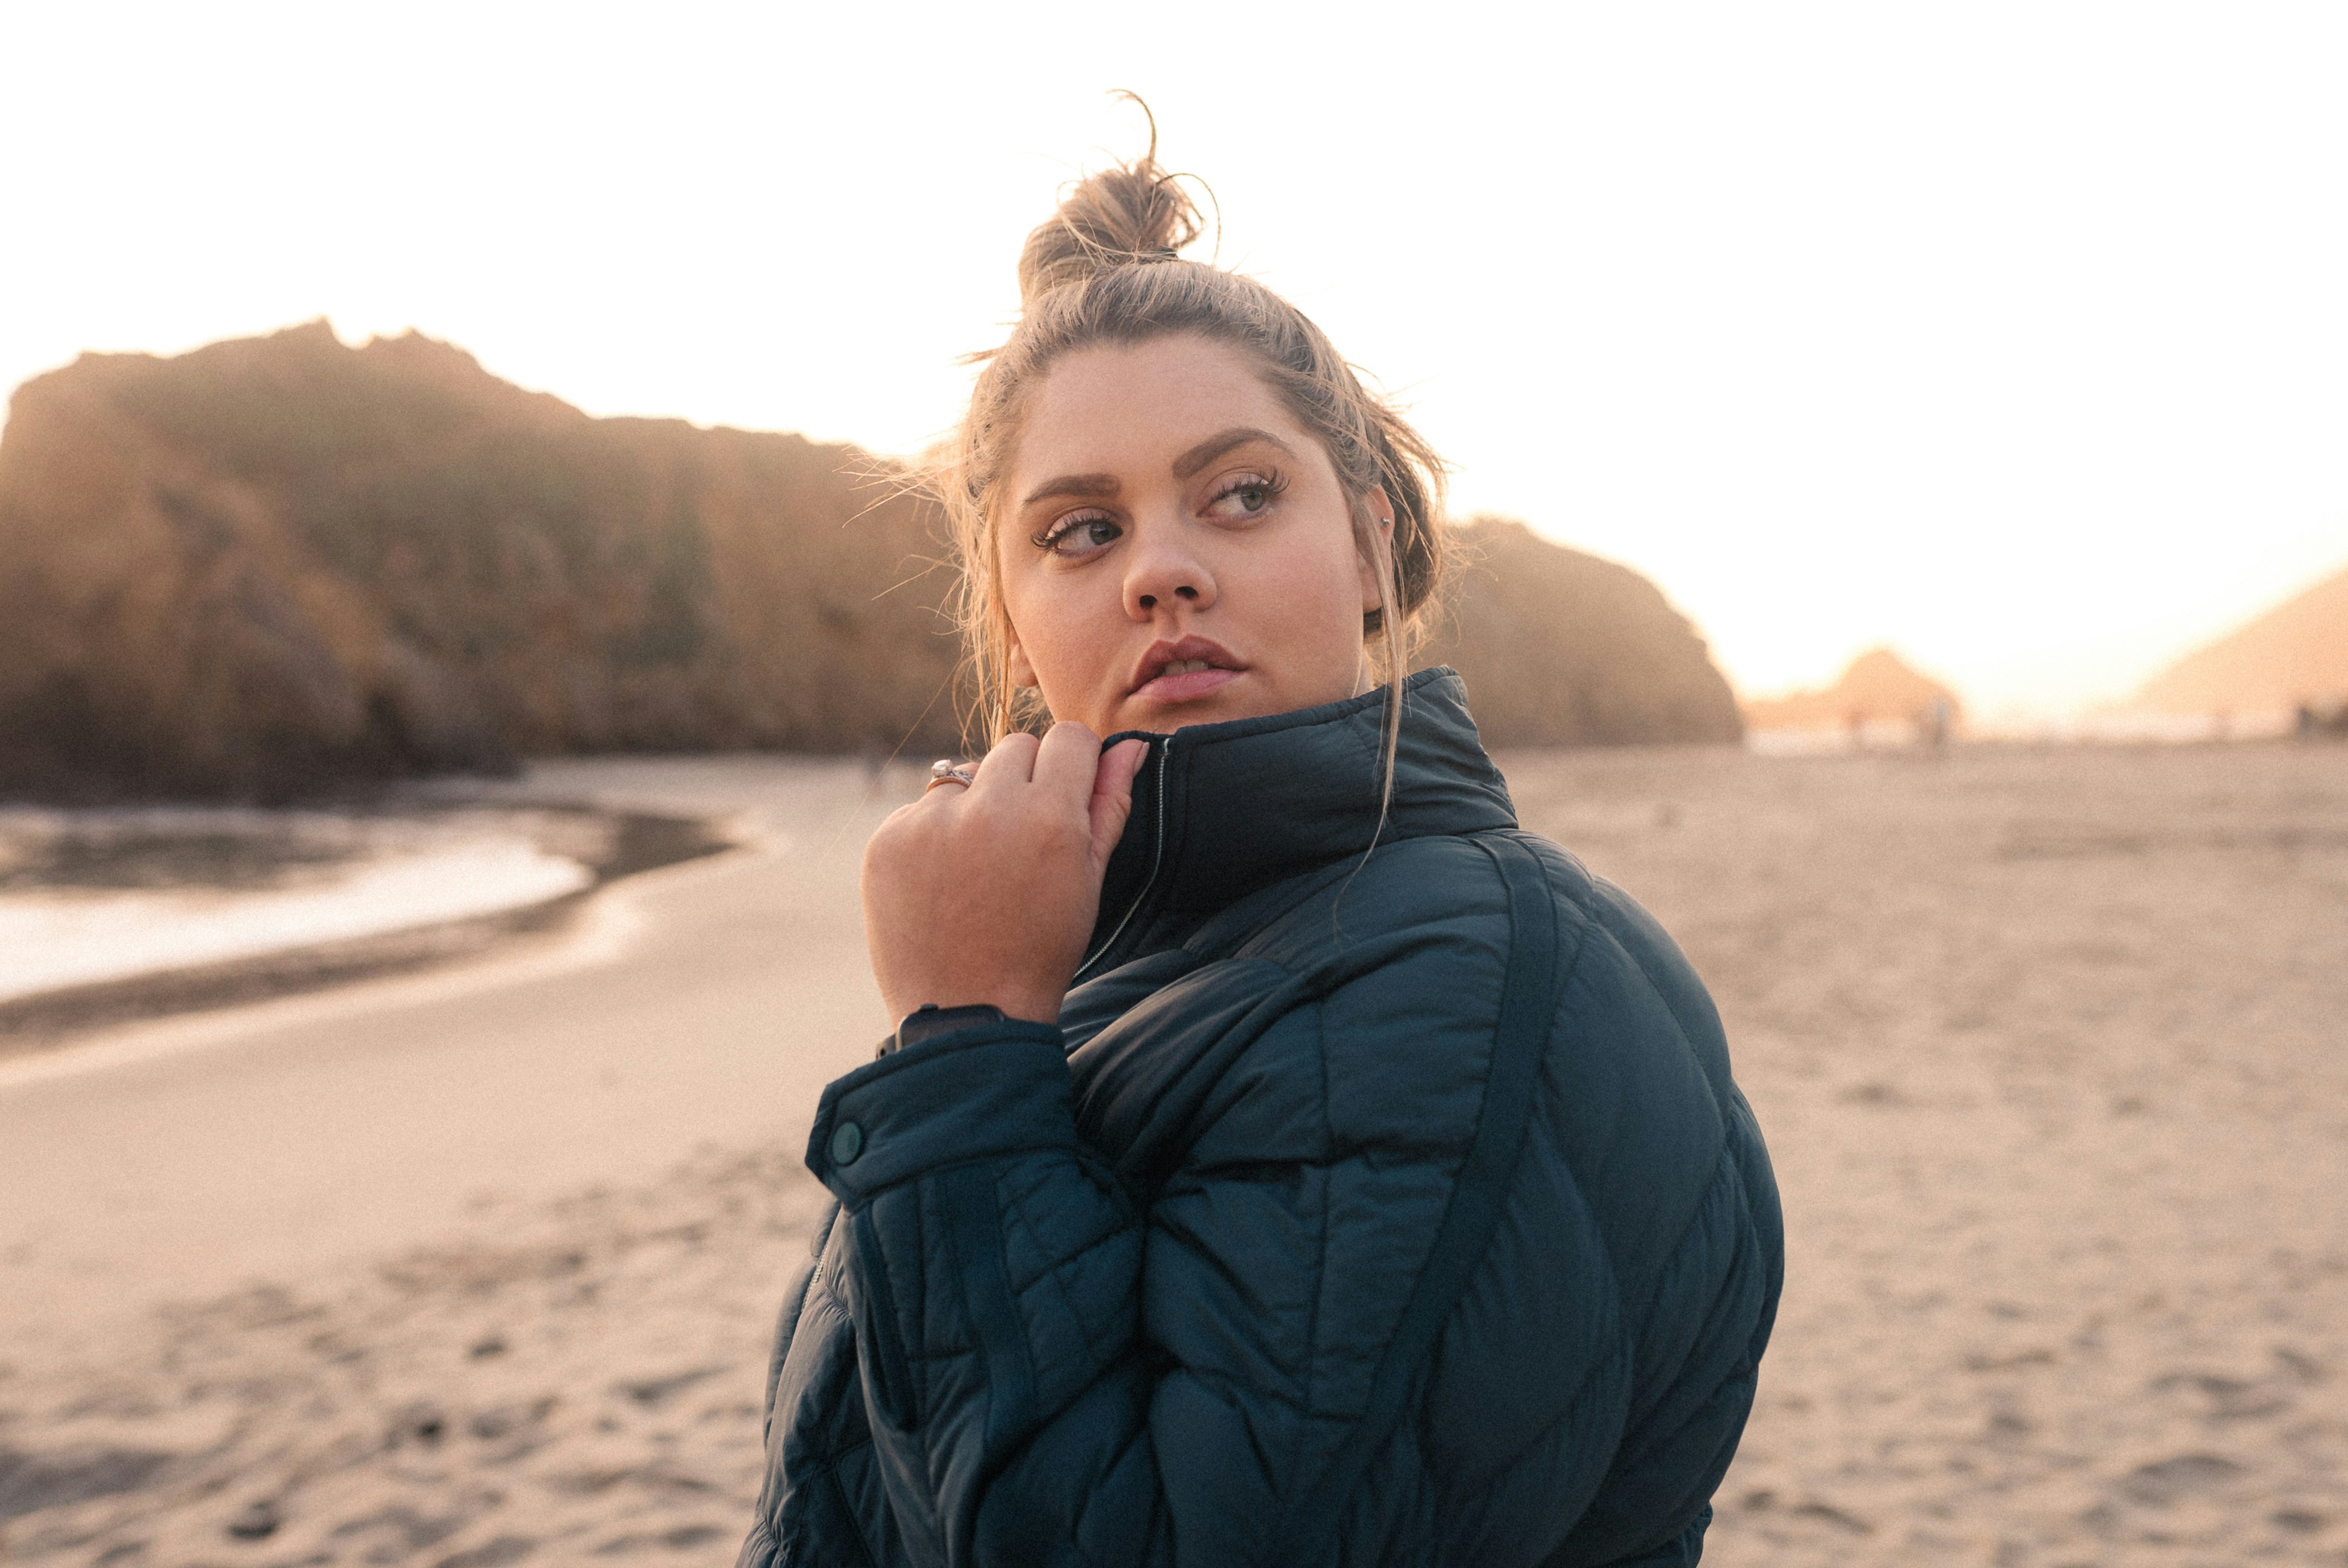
[999,334,1388,738]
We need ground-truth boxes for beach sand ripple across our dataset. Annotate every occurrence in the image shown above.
[0,1149,831,1565]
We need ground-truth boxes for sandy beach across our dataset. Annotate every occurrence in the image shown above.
[2,742,2343,1566]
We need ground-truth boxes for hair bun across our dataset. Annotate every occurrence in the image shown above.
[1017,101,1204,307]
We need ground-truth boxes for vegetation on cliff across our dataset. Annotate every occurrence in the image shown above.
[0,323,964,798]
[0,324,1739,800]
[1423,517,1743,747]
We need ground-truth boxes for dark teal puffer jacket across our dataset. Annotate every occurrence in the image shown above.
[740,669,1781,1568]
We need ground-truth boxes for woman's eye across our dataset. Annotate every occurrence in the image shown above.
[1207,473,1284,519]
[1039,516,1122,556]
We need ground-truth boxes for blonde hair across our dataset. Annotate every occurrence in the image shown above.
[934,106,1450,783]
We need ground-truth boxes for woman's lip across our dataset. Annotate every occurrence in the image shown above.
[1132,666,1244,704]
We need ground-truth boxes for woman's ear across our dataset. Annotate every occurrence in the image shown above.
[1008,633,1039,689]
[1356,487,1397,613]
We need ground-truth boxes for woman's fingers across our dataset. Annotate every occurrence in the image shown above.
[961,725,1140,845]
[966,730,1042,796]
[862,723,1136,1026]
[1031,720,1104,802]
[1088,739,1149,868]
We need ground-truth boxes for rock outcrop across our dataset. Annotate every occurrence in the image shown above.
[2135,563,2348,715]
[1420,517,1743,747]
[0,323,966,799]
[0,325,1742,799]
[1742,647,1960,733]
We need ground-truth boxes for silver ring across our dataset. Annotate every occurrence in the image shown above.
[926,759,976,792]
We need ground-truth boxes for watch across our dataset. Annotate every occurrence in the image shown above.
[877,1002,1007,1058]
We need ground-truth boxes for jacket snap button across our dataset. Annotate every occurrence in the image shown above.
[828,1120,864,1167]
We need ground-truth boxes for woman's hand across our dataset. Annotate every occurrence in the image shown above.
[862,725,1150,1027]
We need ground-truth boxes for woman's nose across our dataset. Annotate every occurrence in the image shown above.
[1124,532,1217,617]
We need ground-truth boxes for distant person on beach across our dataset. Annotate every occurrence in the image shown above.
[1921,695,1953,750]
[740,122,1782,1568]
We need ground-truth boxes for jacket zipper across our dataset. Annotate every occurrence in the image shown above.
[1072,742,1168,983]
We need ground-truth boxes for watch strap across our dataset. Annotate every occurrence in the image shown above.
[878,1002,1008,1058]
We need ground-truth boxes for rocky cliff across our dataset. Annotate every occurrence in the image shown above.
[2136,563,2348,715]
[0,323,968,799]
[1742,646,1961,732]
[0,325,1740,799]
[1419,517,1744,747]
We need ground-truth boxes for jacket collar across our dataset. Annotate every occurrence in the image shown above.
[1076,667,1517,977]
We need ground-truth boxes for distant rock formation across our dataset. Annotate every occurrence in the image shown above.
[1421,518,1743,747]
[2135,563,2348,715]
[0,323,966,800]
[1743,647,1960,733]
[0,324,1742,800]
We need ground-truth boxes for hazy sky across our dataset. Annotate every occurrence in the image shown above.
[6,2,2345,718]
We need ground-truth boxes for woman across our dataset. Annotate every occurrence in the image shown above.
[740,137,1782,1568]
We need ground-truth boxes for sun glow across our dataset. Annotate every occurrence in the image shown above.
[3,2,2345,720]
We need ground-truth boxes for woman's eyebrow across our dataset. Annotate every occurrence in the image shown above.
[1172,426,1296,479]
[1021,472,1121,506]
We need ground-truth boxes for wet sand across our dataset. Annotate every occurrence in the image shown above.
[3,744,2344,1566]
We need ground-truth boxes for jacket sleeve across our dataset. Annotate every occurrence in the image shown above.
[804,1019,1158,1565]
[798,967,1531,1568]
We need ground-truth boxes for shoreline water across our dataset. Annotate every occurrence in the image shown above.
[0,801,738,1059]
